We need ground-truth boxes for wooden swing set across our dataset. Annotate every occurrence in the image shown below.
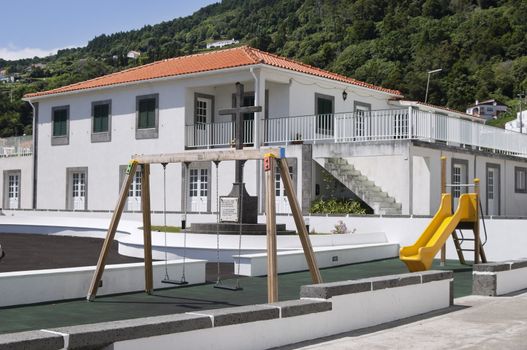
[86,147,322,303]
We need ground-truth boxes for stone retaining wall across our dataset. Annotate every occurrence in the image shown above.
[473,259,527,296]
[0,270,452,350]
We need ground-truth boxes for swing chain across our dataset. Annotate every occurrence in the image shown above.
[214,160,221,284]
[160,162,188,285]
[181,162,190,282]
[162,163,170,281]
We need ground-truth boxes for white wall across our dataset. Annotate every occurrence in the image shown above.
[111,279,450,350]
[0,260,206,308]
[346,155,409,212]
[287,73,393,118]
[412,155,432,215]
[411,145,527,217]
[3,210,526,262]
[0,155,33,209]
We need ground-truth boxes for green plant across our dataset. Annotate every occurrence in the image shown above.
[331,220,349,234]
[310,198,367,215]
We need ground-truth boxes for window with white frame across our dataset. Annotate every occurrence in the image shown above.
[194,94,213,132]
[354,103,370,139]
[128,170,142,198]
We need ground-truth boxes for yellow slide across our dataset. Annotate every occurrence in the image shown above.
[400,193,477,272]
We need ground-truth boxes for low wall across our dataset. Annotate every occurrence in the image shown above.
[4,210,527,262]
[0,260,206,308]
[233,243,399,276]
[119,231,390,262]
[0,270,452,350]
[473,259,527,296]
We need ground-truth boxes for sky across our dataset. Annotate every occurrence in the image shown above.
[0,0,218,60]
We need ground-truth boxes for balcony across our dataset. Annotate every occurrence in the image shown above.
[0,135,33,157]
[185,109,527,157]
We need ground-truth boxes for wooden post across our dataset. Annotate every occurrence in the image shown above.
[87,160,138,301]
[141,163,153,294]
[278,158,322,284]
[264,154,278,303]
[440,156,447,266]
[474,178,481,265]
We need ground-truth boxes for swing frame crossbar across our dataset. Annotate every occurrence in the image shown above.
[86,147,322,303]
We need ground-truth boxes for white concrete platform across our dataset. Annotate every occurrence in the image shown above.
[0,259,206,308]
[233,243,399,276]
[0,214,398,267]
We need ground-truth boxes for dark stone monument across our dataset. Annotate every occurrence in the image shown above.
[218,82,261,224]
[188,82,293,235]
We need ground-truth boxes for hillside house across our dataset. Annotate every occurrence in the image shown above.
[4,46,527,217]
[127,51,141,60]
[466,99,508,120]
[206,39,239,49]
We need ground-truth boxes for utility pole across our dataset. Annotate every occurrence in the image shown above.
[425,68,442,103]
[518,92,525,134]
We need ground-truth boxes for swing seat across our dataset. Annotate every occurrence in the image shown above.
[162,278,189,285]
[214,281,243,291]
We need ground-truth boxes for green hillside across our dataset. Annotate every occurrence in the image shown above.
[1,0,526,137]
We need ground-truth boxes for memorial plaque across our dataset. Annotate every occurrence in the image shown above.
[220,197,239,222]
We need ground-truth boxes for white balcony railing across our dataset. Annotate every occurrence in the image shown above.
[185,109,527,156]
[185,119,254,148]
[0,135,33,157]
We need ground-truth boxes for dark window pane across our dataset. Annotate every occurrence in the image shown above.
[317,98,333,115]
[138,98,156,129]
[53,109,68,136]
[243,95,255,121]
[93,104,109,133]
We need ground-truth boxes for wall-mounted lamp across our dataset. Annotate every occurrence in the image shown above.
[342,90,348,101]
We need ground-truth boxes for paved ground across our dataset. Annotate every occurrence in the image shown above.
[0,233,142,272]
[0,257,472,335]
[276,292,527,350]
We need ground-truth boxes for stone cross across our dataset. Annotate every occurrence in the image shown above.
[219,82,262,184]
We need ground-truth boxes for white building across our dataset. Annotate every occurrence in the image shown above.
[206,39,239,49]
[3,46,527,217]
[466,99,508,120]
[127,51,141,60]
[505,110,527,133]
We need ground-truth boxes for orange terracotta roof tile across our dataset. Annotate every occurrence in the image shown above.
[24,46,402,98]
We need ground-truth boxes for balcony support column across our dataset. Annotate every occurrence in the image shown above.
[251,68,266,212]
[408,106,413,139]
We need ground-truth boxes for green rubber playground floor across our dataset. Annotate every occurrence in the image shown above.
[0,258,472,335]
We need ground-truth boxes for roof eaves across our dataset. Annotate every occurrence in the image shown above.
[23,64,259,101]
[247,46,402,96]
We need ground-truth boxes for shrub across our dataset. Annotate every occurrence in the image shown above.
[310,198,367,215]
[331,220,349,234]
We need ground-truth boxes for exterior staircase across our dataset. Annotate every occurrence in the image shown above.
[320,158,402,215]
